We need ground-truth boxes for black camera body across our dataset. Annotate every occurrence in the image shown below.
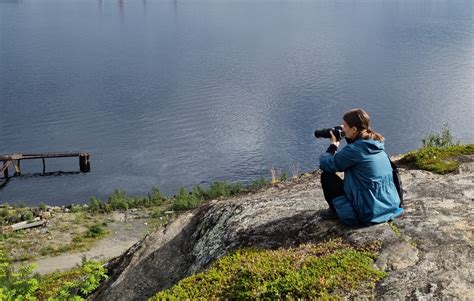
[314,125,345,141]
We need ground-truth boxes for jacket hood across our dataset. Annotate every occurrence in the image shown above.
[355,139,385,154]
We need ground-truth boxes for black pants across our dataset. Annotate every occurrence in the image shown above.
[320,171,345,210]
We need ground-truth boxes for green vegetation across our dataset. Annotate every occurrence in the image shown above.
[401,125,474,174]
[1,172,280,226]
[0,249,107,300]
[389,221,401,238]
[172,186,202,211]
[0,205,40,226]
[0,249,38,300]
[36,258,107,300]
[151,239,386,300]
[84,223,108,239]
[89,187,167,213]
[171,181,246,211]
[251,176,270,190]
[401,144,474,174]
[421,123,454,148]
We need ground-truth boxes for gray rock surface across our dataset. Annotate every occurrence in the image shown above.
[91,156,474,301]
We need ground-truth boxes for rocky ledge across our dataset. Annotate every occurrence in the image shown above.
[91,155,473,300]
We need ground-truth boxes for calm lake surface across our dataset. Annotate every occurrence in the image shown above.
[0,0,473,205]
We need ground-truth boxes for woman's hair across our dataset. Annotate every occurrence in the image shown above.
[343,108,384,141]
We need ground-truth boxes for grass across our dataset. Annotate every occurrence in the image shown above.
[151,238,386,300]
[250,176,270,190]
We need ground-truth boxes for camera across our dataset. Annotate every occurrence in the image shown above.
[314,125,345,141]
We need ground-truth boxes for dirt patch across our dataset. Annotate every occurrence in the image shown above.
[2,208,167,274]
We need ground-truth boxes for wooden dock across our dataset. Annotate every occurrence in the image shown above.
[0,152,90,178]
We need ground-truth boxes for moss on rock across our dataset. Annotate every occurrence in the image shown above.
[400,144,474,174]
[151,238,386,300]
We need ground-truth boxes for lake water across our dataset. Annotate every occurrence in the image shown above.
[0,0,473,205]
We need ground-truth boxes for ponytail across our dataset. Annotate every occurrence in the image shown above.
[363,128,384,142]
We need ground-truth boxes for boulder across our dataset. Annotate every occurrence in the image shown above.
[91,156,474,300]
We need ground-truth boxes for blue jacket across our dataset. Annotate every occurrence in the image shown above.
[319,139,403,226]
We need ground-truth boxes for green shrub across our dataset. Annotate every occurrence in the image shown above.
[0,207,10,219]
[191,185,206,200]
[85,224,107,239]
[88,197,101,213]
[279,171,288,182]
[151,239,386,299]
[151,208,165,219]
[24,211,34,222]
[422,123,455,148]
[172,186,202,211]
[206,181,231,200]
[70,204,83,213]
[38,202,46,211]
[147,186,166,206]
[36,258,107,300]
[108,189,131,210]
[0,249,39,300]
[228,182,245,195]
[250,177,270,190]
[103,203,113,213]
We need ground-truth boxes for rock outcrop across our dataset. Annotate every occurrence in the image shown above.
[91,156,474,300]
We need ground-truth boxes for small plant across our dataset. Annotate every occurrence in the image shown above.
[206,181,231,200]
[389,221,401,238]
[88,197,101,213]
[400,124,473,174]
[148,186,166,206]
[191,185,206,200]
[151,208,164,219]
[108,189,131,210]
[0,249,39,300]
[0,207,10,219]
[24,211,34,222]
[36,258,107,300]
[227,182,245,195]
[422,123,454,148]
[270,167,288,183]
[85,224,107,239]
[289,162,300,178]
[172,186,202,211]
[271,166,278,184]
[250,177,270,190]
[38,202,46,211]
[279,171,288,182]
[70,204,83,213]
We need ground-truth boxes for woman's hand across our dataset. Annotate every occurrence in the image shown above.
[330,131,340,147]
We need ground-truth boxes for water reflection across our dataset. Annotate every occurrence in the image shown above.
[0,171,82,190]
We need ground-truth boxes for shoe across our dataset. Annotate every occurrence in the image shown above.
[320,208,338,220]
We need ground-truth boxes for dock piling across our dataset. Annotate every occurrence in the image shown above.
[12,159,20,175]
[79,153,91,172]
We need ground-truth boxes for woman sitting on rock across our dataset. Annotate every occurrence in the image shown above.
[319,108,403,225]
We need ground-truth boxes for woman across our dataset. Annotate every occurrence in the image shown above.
[319,108,403,226]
